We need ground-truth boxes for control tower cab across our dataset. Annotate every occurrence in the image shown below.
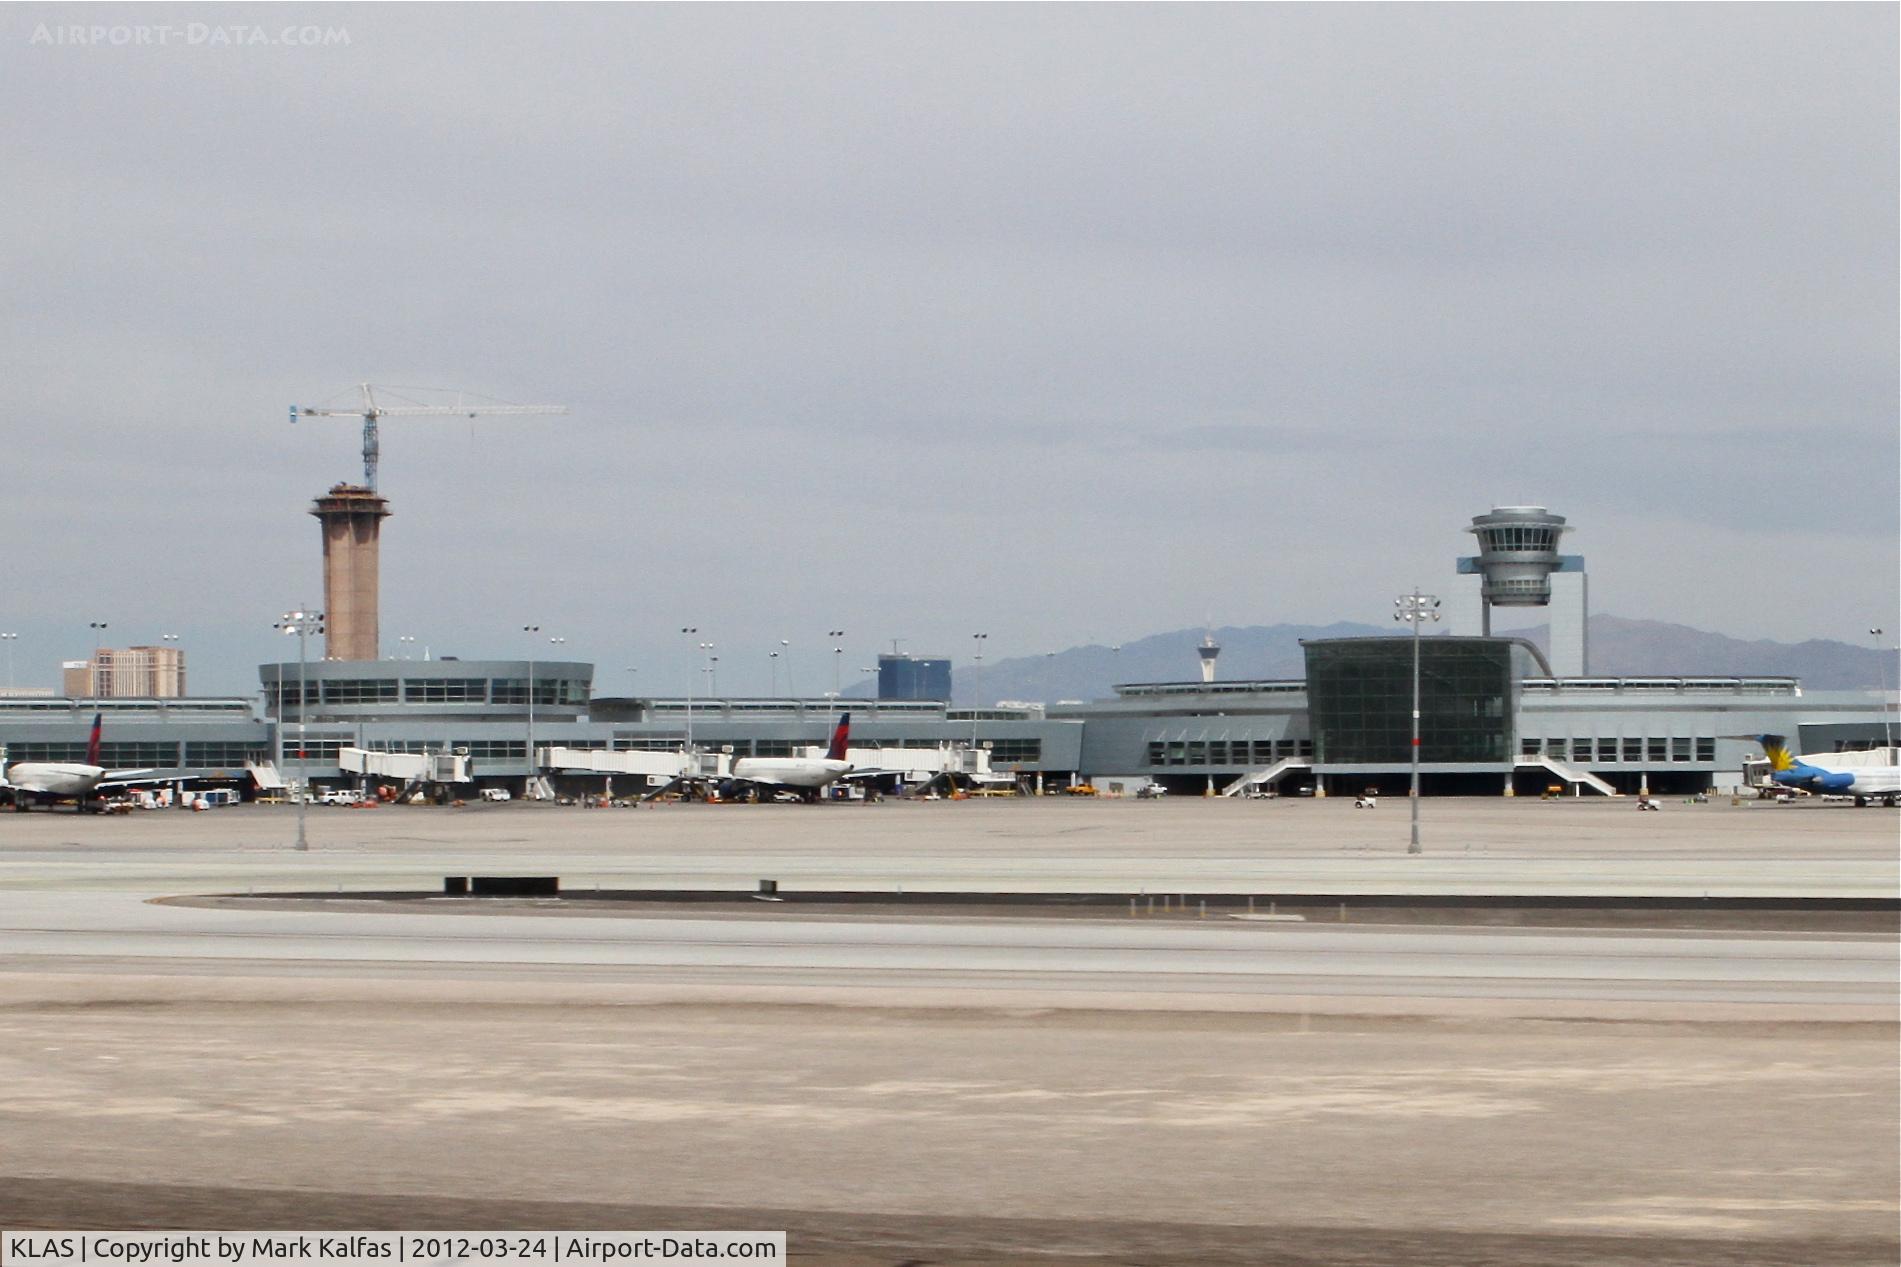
[1467,507,1569,608]
[1451,506,1589,676]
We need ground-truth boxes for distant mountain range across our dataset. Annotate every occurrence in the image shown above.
[855,617,1894,706]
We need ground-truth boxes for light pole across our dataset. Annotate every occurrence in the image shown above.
[708,654,719,700]
[769,650,780,697]
[1394,590,1441,855]
[779,639,794,701]
[624,666,638,697]
[1874,628,1895,751]
[398,635,415,659]
[88,621,107,696]
[543,636,566,786]
[679,628,699,749]
[970,632,989,745]
[522,625,542,797]
[828,630,845,701]
[161,633,181,698]
[274,608,323,851]
[2,632,18,690]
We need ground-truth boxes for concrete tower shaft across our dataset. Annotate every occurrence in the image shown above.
[1466,506,1569,607]
[310,484,391,662]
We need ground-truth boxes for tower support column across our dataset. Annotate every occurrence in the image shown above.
[310,484,391,662]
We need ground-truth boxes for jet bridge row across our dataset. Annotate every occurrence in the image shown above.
[538,744,994,785]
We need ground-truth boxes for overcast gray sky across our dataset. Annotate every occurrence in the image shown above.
[4,3,1895,697]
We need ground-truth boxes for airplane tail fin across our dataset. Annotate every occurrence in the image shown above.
[1755,734,1795,772]
[86,712,103,767]
[825,713,850,762]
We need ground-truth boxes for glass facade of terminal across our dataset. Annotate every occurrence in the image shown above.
[1306,638,1514,764]
[878,656,952,702]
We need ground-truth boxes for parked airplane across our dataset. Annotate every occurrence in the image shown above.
[646,713,878,803]
[1753,734,1899,807]
[2,713,163,812]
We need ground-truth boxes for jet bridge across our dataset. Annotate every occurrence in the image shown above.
[538,747,722,785]
[339,748,472,784]
[537,744,991,785]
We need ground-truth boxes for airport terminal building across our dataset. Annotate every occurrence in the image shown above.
[2,506,1892,800]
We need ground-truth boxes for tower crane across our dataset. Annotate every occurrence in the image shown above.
[290,383,568,491]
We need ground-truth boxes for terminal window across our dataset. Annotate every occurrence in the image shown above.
[270,681,320,709]
[454,740,527,760]
[404,678,487,703]
[1648,739,1668,763]
[1696,738,1715,762]
[1599,738,1617,762]
[1623,738,1643,762]
[321,679,399,705]
[1672,738,1692,762]
[988,739,1041,763]
[1306,639,1513,765]
[98,742,179,767]
[6,742,88,762]
[284,739,347,762]
[185,742,266,767]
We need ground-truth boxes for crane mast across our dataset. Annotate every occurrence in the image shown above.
[290,382,568,490]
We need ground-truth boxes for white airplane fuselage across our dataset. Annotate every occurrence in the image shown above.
[728,756,851,791]
[5,762,108,799]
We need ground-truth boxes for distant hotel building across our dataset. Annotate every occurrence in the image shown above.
[64,646,187,698]
[878,654,952,701]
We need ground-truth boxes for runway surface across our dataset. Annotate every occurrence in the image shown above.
[1,798,1893,1262]
[0,891,1892,1011]
[1,796,1894,898]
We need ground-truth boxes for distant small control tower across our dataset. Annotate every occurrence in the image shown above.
[1449,506,1588,675]
[1197,630,1221,684]
[311,483,390,661]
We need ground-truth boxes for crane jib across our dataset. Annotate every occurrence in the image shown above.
[287,387,567,490]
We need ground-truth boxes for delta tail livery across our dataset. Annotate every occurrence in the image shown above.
[1755,735,1899,807]
[2,713,164,812]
